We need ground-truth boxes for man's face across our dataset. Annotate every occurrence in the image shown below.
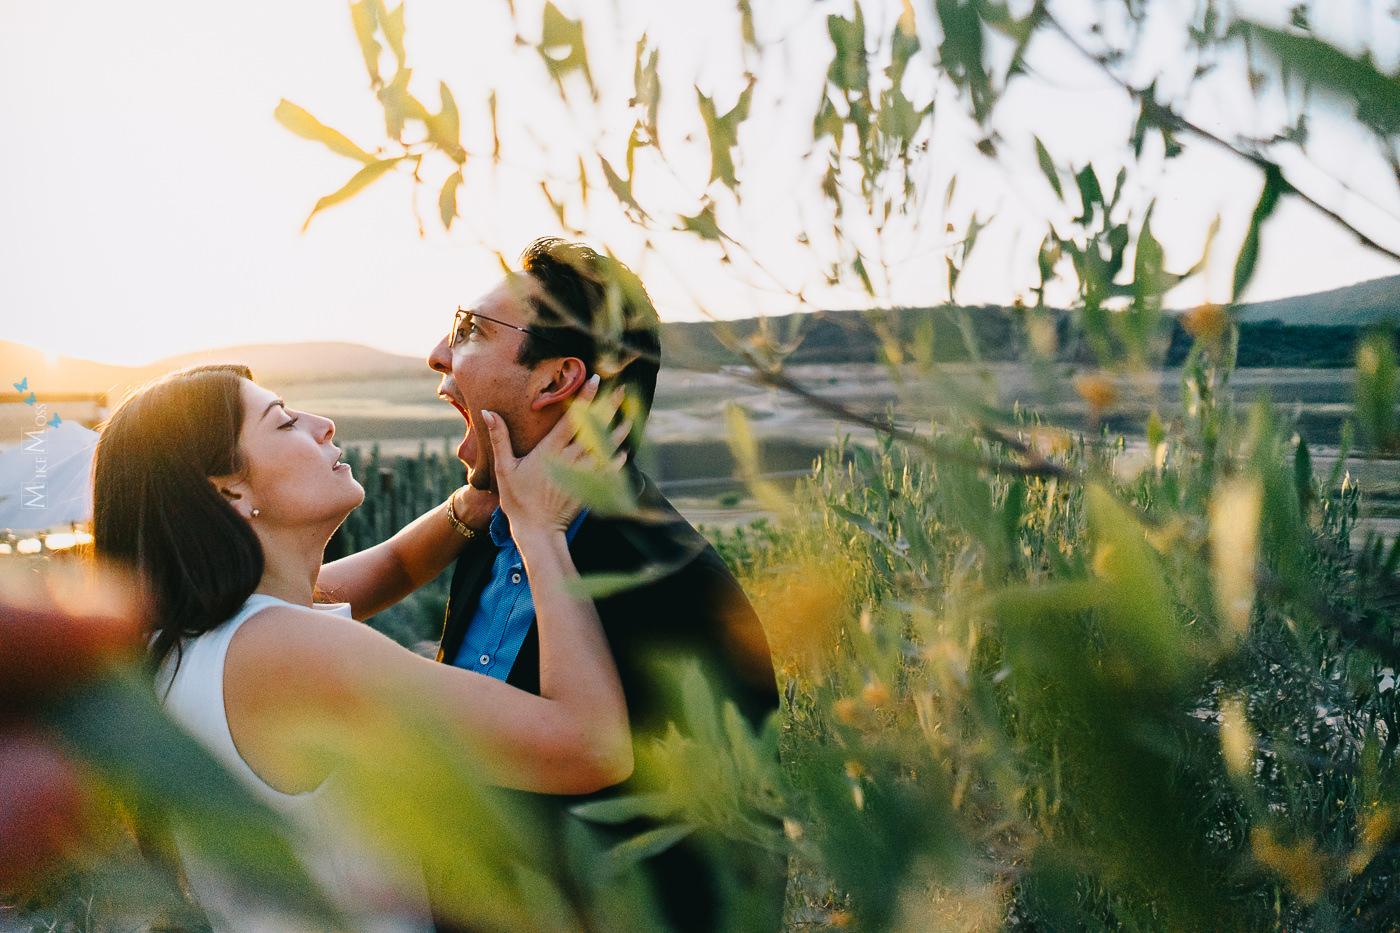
[427,274,558,490]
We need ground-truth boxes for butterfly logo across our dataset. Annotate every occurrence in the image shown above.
[47,414,62,428]
[13,377,27,392]
[23,392,36,406]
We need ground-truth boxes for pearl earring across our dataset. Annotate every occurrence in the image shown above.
[251,508,260,518]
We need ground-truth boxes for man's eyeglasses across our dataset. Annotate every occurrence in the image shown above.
[448,308,564,350]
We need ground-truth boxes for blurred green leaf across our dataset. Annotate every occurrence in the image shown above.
[381,3,407,68]
[697,82,754,189]
[425,82,464,163]
[935,0,995,123]
[571,792,679,825]
[1355,327,1399,453]
[376,67,428,141]
[1073,164,1104,226]
[1034,136,1063,200]
[539,2,593,93]
[1232,162,1288,301]
[600,155,649,219]
[679,203,724,240]
[631,39,661,136]
[737,0,757,48]
[826,4,869,92]
[853,254,874,296]
[44,670,335,921]
[350,0,386,86]
[438,172,462,229]
[274,100,374,163]
[302,158,401,231]
[1245,20,1400,136]
[593,824,695,880]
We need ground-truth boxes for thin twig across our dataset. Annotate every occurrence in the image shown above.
[736,362,1077,481]
[1039,8,1400,267]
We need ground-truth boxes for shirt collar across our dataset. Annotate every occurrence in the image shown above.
[489,507,589,548]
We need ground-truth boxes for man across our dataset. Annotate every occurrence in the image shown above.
[426,238,782,933]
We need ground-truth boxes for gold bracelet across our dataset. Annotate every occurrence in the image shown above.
[445,488,479,541]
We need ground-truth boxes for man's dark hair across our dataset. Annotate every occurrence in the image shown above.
[515,238,662,452]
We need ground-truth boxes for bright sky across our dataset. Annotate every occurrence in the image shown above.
[2,0,1399,367]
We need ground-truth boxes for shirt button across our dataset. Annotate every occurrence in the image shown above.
[510,572,522,584]
[479,654,491,666]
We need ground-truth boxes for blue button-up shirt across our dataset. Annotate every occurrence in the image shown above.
[452,507,588,678]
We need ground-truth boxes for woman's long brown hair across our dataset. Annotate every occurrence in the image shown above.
[93,364,263,667]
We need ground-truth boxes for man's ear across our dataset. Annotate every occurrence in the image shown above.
[529,357,588,411]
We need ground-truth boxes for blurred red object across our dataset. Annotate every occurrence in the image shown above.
[0,563,145,889]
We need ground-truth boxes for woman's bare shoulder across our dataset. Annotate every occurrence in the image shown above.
[227,602,417,699]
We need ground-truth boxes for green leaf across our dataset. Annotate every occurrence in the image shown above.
[381,3,407,68]
[813,94,844,146]
[1355,328,1399,453]
[571,792,679,825]
[631,39,661,136]
[1232,162,1288,301]
[599,156,649,219]
[853,254,875,296]
[876,85,924,152]
[1033,136,1063,201]
[350,0,385,87]
[593,824,696,879]
[935,0,994,123]
[1328,419,1354,491]
[488,91,501,159]
[1245,21,1400,136]
[886,0,920,87]
[726,403,761,478]
[697,82,754,189]
[737,0,757,48]
[679,203,723,241]
[1132,205,1165,313]
[426,82,462,161]
[302,158,401,231]
[274,100,374,164]
[45,671,336,921]
[562,558,686,599]
[826,4,869,92]
[539,2,593,92]
[1294,436,1314,510]
[1073,164,1104,226]
[438,172,462,230]
[377,67,429,141]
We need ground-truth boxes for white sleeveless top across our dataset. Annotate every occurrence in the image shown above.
[157,594,432,933]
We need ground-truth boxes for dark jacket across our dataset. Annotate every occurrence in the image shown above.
[434,472,783,933]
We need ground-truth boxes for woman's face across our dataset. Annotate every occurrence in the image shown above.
[225,379,364,525]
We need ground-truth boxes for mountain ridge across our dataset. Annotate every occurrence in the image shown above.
[3,273,1398,393]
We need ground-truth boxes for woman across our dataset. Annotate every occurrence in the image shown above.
[92,364,629,932]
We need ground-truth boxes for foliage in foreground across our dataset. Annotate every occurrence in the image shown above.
[688,341,1400,930]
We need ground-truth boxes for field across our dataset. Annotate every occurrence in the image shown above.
[255,363,1400,523]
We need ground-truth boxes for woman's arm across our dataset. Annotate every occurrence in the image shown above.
[223,376,632,796]
[317,485,497,621]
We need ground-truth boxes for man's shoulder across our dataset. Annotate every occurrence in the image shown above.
[571,472,725,577]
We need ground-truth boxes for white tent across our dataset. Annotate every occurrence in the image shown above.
[0,420,98,533]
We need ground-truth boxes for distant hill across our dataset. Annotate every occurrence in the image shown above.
[1237,274,1400,326]
[3,274,1399,391]
[155,342,423,377]
[0,342,147,399]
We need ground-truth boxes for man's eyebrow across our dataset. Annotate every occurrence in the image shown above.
[259,399,286,421]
